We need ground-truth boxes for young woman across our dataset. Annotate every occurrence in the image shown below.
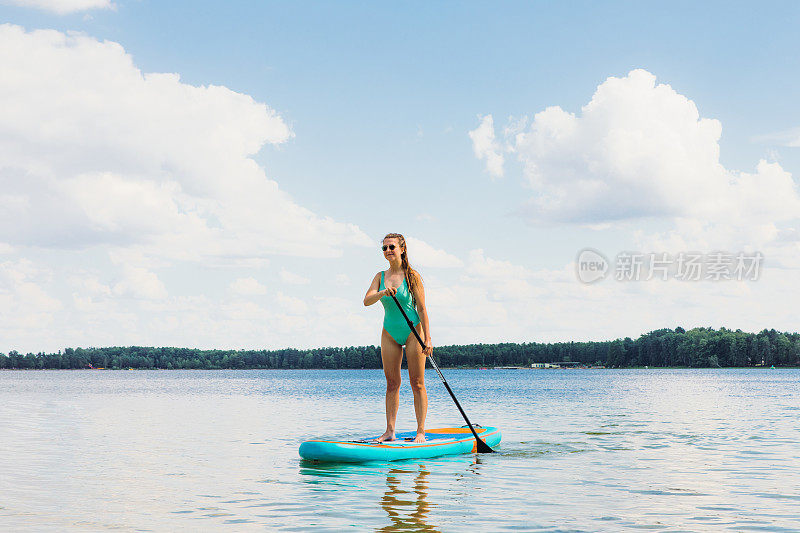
[363,233,432,443]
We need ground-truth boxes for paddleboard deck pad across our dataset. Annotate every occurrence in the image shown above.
[299,426,501,463]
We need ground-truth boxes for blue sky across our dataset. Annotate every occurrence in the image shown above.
[1,1,799,352]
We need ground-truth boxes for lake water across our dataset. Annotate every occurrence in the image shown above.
[1,368,799,531]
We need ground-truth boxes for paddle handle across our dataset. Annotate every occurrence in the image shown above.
[389,293,494,453]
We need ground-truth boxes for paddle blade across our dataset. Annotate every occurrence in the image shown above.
[476,438,495,453]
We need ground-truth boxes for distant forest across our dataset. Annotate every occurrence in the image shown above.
[2,327,799,370]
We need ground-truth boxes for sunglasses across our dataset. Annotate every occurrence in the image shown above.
[381,244,397,251]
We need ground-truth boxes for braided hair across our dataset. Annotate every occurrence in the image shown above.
[383,233,421,307]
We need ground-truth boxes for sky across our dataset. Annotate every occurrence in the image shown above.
[1,1,799,353]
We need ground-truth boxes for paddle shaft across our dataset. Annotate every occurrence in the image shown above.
[389,293,494,453]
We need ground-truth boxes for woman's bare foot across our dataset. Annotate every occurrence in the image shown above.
[413,431,426,443]
[376,430,395,442]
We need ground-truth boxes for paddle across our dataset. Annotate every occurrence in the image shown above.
[389,293,495,453]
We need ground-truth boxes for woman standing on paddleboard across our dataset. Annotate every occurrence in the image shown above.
[363,233,433,443]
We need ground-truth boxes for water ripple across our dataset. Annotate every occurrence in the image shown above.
[1,368,800,531]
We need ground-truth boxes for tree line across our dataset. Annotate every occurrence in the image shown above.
[1,327,798,370]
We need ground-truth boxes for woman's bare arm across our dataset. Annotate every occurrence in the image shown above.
[364,272,393,306]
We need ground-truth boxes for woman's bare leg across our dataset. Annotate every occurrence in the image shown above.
[405,323,427,443]
[378,328,403,442]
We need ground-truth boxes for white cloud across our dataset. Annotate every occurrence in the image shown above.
[0,24,380,352]
[71,274,111,297]
[230,277,267,296]
[2,33,798,356]
[636,160,800,254]
[112,265,167,300]
[510,69,734,223]
[0,24,371,261]
[222,300,270,322]
[471,69,800,255]
[276,291,308,315]
[468,114,505,179]
[405,237,463,268]
[4,242,800,354]
[752,126,800,147]
[62,172,197,239]
[420,246,799,346]
[0,259,62,337]
[279,269,310,285]
[452,249,550,304]
[425,281,509,328]
[314,295,373,343]
[0,0,113,15]
[465,248,531,280]
[521,70,799,229]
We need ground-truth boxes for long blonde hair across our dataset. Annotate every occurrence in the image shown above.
[383,233,421,307]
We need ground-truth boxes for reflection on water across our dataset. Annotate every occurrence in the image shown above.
[379,466,437,532]
[299,461,442,532]
[299,457,487,532]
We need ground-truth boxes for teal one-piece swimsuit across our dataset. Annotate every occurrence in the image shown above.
[379,271,421,345]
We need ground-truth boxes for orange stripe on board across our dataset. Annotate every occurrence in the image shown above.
[427,427,486,434]
[309,429,498,450]
[311,439,462,449]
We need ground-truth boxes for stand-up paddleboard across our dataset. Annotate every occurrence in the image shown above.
[299,426,501,463]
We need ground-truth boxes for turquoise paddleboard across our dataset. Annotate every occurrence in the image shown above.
[299,426,501,463]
